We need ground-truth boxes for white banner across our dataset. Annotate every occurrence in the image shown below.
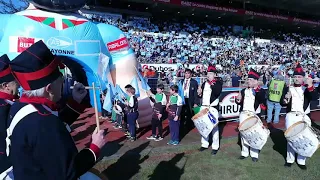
[140,64,222,72]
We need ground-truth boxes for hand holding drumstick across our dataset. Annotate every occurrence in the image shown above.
[284,91,291,104]
[197,87,202,96]
[236,93,242,103]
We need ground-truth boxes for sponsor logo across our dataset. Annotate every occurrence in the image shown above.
[229,95,237,103]
[142,65,174,72]
[12,36,74,55]
[17,37,35,52]
[219,92,240,118]
[274,83,278,90]
[46,36,73,49]
[107,37,129,52]
[50,49,74,55]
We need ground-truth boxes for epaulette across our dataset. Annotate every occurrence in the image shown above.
[32,104,53,116]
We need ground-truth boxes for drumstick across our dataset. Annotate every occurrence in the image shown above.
[289,77,292,87]
[92,82,100,131]
[70,86,101,90]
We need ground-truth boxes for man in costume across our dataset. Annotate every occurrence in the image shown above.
[0,55,19,180]
[197,64,222,155]
[236,69,266,162]
[281,63,314,170]
[6,41,106,179]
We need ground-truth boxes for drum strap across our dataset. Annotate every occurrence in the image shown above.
[6,104,37,156]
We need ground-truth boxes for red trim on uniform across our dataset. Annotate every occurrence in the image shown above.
[67,98,86,113]
[295,67,303,73]
[0,67,11,78]
[208,79,216,85]
[89,143,100,157]
[248,71,260,79]
[12,58,60,90]
[260,104,266,111]
[0,92,16,101]
[307,86,314,92]
[254,86,261,92]
[207,66,216,72]
[20,94,58,111]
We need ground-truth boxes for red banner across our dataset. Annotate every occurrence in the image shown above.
[154,0,320,26]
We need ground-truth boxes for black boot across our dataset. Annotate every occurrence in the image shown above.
[199,147,208,152]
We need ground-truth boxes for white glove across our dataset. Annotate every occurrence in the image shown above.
[72,83,87,103]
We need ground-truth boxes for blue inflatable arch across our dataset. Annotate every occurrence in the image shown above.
[59,55,104,111]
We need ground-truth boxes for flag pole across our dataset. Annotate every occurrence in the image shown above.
[92,82,100,131]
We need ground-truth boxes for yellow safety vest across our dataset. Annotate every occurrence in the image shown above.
[268,79,285,102]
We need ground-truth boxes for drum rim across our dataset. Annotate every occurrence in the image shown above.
[284,121,307,138]
[192,108,209,121]
[238,116,259,131]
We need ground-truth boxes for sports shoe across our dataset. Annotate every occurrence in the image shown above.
[124,131,130,136]
[146,135,157,140]
[167,140,174,145]
[129,137,136,142]
[154,137,163,141]
[172,141,179,145]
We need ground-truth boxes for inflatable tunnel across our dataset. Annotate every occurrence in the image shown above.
[0,3,153,127]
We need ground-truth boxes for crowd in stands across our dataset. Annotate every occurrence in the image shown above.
[83,12,320,87]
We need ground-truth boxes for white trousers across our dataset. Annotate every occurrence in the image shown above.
[239,111,259,158]
[241,136,259,158]
[200,106,219,150]
[286,143,307,165]
[201,125,219,150]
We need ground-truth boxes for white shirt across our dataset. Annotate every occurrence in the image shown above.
[201,82,219,107]
[129,95,134,107]
[183,78,191,98]
[242,88,261,113]
[290,86,306,113]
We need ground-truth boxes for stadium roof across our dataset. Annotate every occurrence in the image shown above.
[233,0,320,16]
[90,0,319,34]
[124,0,320,17]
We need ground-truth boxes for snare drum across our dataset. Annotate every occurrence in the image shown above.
[285,121,319,157]
[285,111,311,129]
[79,168,108,180]
[239,110,256,124]
[192,107,218,138]
[238,115,270,150]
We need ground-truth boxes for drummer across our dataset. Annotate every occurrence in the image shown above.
[197,64,222,155]
[235,69,266,162]
[281,63,314,170]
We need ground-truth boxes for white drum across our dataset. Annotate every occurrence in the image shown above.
[238,115,270,150]
[192,108,219,138]
[79,169,108,180]
[239,110,256,124]
[285,121,320,157]
[285,111,311,129]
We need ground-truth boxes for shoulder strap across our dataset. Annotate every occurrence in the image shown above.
[4,100,14,105]
[6,104,38,156]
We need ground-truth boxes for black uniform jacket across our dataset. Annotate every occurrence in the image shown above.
[7,97,96,180]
